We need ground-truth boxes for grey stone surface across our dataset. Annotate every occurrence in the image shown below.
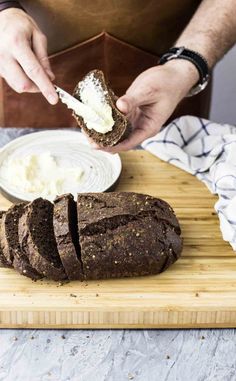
[0,128,235,381]
[1,329,236,381]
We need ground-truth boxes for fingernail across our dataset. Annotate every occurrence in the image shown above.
[48,94,58,105]
[117,98,129,114]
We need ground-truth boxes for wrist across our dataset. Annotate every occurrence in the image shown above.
[164,59,200,97]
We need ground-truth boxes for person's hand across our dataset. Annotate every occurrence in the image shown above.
[101,60,199,153]
[0,8,58,104]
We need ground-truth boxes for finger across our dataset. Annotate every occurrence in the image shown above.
[16,44,58,104]
[103,112,159,153]
[0,56,39,93]
[32,30,55,81]
[100,129,151,153]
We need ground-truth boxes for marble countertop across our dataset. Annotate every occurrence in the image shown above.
[0,128,235,381]
[1,328,236,381]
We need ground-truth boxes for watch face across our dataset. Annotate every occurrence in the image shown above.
[186,78,209,97]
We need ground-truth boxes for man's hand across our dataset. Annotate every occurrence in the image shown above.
[0,8,58,104]
[100,60,199,153]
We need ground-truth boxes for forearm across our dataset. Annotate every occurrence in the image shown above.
[176,0,236,68]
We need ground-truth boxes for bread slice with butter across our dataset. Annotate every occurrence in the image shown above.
[73,70,131,147]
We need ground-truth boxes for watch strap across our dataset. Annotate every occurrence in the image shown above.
[0,1,25,12]
[158,47,210,96]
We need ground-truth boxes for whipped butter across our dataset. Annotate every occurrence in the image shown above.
[0,151,84,199]
[77,72,115,134]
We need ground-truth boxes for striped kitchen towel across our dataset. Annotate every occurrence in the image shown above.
[141,115,236,250]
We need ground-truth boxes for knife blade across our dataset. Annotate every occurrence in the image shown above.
[55,85,99,122]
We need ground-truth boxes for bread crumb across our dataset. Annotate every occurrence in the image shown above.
[30,336,35,340]
[195,292,199,297]
[96,293,99,297]
[166,355,170,359]
[70,293,77,298]
[13,336,18,341]
[61,335,66,340]
[201,335,205,340]
[128,373,134,380]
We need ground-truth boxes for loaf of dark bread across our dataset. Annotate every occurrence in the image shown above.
[0,192,182,281]
[0,211,11,268]
[77,192,182,280]
[53,194,83,280]
[18,198,67,281]
[73,69,131,147]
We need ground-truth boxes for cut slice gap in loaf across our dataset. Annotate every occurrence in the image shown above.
[53,193,83,280]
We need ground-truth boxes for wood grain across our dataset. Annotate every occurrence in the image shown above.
[0,150,235,329]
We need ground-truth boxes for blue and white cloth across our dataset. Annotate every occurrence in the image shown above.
[142,116,236,251]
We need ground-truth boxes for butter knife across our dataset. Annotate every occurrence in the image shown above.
[55,85,99,121]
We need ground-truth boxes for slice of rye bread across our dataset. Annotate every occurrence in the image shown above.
[0,204,27,267]
[0,211,11,268]
[18,198,67,281]
[0,203,41,279]
[53,194,83,280]
[73,69,131,147]
[77,192,183,280]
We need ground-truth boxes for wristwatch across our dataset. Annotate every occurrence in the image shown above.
[158,46,210,97]
[0,0,25,12]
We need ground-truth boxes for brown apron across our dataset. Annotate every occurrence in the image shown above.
[0,0,211,128]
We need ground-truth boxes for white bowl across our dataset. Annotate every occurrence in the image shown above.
[0,130,122,202]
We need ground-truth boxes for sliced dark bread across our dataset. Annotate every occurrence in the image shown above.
[0,211,11,268]
[73,69,131,147]
[0,203,41,279]
[0,204,27,267]
[18,198,67,281]
[77,192,182,280]
[53,194,83,280]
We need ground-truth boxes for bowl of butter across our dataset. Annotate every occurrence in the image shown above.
[0,130,122,202]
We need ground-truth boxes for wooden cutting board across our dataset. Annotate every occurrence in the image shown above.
[0,150,235,329]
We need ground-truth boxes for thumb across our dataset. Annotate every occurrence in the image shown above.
[116,95,133,114]
[116,89,148,115]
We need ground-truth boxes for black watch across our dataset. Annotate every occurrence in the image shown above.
[0,1,25,12]
[158,46,210,97]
